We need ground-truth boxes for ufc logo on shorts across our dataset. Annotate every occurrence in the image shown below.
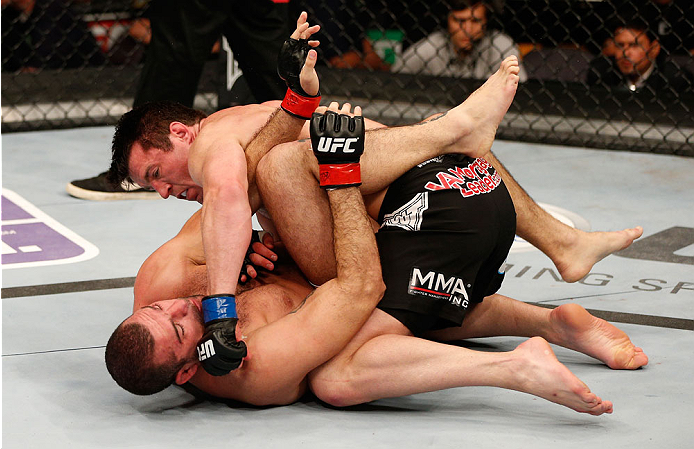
[197,340,216,361]
[315,137,360,153]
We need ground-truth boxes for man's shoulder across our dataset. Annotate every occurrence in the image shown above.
[486,29,517,46]
[412,30,449,50]
[197,104,276,143]
[653,57,694,91]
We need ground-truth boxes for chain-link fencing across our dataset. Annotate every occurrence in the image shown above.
[2,0,692,155]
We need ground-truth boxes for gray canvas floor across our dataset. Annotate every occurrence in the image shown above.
[2,126,693,448]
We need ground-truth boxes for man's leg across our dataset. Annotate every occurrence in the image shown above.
[484,153,643,282]
[260,55,642,284]
[424,294,648,370]
[221,0,288,103]
[134,0,222,107]
[308,309,613,416]
[258,57,522,283]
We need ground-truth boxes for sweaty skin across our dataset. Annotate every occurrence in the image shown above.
[129,63,647,415]
[133,209,646,414]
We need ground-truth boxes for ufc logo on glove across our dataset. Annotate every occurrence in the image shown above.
[310,110,365,189]
[197,340,216,361]
[315,137,361,153]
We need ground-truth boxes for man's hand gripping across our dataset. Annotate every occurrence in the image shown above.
[196,295,248,376]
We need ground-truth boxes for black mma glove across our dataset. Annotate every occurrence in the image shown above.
[239,230,261,284]
[196,294,247,376]
[310,110,365,189]
[278,38,320,119]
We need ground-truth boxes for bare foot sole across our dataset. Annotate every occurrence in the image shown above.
[513,337,613,415]
[556,226,644,283]
[448,56,521,158]
[550,303,649,370]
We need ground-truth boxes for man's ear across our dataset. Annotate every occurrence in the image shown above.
[648,39,661,60]
[175,361,199,385]
[169,122,191,142]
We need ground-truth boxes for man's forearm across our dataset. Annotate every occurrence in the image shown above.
[202,186,252,295]
[327,188,382,291]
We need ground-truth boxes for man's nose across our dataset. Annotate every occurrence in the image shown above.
[151,180,171,199]
[165,300,188,318]
[463,21,475,35]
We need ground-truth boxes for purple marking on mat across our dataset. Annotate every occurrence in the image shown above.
[2,222,85,264]
[2,191,99,268]
[1,196,34,220]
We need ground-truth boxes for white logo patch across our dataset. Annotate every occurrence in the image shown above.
[409,267,470,308]
[197,340,216,361]
[381,192,429,231]
[316,137,360,153]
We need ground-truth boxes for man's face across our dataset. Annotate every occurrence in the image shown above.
[613,28,658,76]
[447,4,488,53]
[127,297,205,370]
[128,137,204,203]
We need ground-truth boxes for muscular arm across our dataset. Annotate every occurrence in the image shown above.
[195,186,384,405]
[188,16,321,296]
[189,134,252,296]
[133,211,207,309]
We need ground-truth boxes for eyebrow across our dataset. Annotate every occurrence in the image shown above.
[142,305,182,343]
[142,165,154,188]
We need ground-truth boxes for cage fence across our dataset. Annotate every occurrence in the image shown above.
[2,0,692,155]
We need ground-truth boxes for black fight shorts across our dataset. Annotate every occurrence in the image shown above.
[375,154,516,336]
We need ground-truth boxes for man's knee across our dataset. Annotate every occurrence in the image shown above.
[308,369,364,408]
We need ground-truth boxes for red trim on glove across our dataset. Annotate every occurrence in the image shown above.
[319,163,362,188]
[281,88,321,120]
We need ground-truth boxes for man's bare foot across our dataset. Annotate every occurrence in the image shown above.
[549,303,648,370]
[554,226,643,283]
[512,337,613,415]
[446,55,520,158]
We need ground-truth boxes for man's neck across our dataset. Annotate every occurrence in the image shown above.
[456,47,473,60]
[191,120,204,140]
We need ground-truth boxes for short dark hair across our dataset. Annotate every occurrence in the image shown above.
[105,321,186,396]
[107,101,207,187]
[448,1,486,12]
[614,18,657,43]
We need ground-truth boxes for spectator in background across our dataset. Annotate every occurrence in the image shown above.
[587,19,693,94]
[1,0,105,72]
[602,1,694,56]
[66,0,289,201]
[391,0,526,82]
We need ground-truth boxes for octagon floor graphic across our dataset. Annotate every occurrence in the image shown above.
[2,189,99,269]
